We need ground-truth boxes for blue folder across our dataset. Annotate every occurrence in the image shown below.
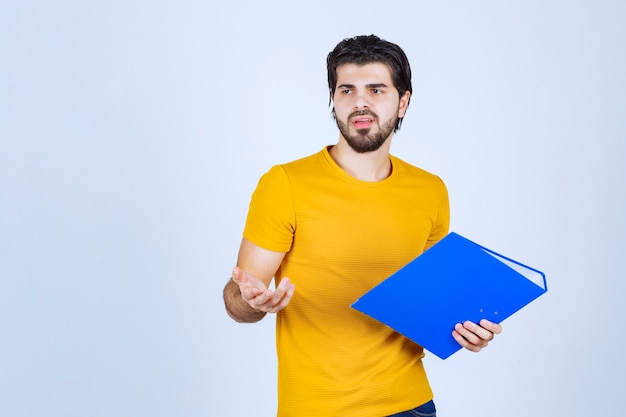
[351,232,547,359]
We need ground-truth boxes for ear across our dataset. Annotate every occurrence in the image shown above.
[398,91,411,118]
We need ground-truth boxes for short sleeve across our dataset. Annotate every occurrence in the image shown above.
[243,165,296,253]
[424,176,450,251]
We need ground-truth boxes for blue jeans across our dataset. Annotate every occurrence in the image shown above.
[387,400,436,417]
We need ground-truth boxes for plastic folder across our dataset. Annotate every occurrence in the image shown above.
[351,232,547,359]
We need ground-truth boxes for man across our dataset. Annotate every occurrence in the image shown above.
[223,35,502,417]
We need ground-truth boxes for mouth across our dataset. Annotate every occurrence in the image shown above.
[351,115,375,129]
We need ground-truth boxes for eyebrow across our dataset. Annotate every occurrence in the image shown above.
[337,83,390,89]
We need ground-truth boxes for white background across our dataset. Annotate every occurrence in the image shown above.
[1,1,624,416]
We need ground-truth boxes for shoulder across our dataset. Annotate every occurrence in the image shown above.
[263,149,330,182]
[390,154,446,187]
[254,149,327,191]
[279,149,326,172]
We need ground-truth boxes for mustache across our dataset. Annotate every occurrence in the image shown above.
[349,110,378,120]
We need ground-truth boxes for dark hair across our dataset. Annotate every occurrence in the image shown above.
[326,34,412,131]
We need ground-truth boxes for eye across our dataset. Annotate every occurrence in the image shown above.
[341,88,352,95]
[371,89,382,94]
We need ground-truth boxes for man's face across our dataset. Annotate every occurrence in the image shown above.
[332,62,410,153]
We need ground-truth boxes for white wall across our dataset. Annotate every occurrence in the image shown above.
[1,1,624,416]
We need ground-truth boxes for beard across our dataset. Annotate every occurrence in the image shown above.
[335,110,398,153]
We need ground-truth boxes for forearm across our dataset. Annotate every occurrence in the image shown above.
[223,279,267,323]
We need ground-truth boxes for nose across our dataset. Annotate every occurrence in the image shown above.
[352,90,370,110]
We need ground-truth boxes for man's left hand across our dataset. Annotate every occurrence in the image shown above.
[452,319,502,353]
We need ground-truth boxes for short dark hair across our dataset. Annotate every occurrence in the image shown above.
[326,34,412,131]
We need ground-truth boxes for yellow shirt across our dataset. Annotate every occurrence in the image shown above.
[244,147,450,417]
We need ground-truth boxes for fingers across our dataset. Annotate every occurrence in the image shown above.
[258,277,295,313]
[479,319,503,335]
[452,323,485,352]
[231,267,295,314]
[452,320,502,353]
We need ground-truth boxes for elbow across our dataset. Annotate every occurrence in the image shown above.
[224,303,267,323]
[223,282,267,323]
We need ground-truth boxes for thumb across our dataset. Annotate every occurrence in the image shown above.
[231,266,247,284]
[232,266,266,292]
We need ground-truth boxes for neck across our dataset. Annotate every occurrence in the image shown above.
[329,136,393,182]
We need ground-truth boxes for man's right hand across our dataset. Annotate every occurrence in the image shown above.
[231,266,295,314]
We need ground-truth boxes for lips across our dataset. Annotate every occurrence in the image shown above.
[350,114,376,129]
